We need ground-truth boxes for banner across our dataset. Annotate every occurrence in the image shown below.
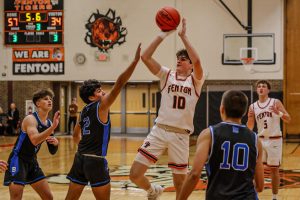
[12,47,64,75]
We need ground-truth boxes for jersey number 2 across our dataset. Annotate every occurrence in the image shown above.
[220,141,249,171]
[82,117,90,135]
[173,95,185,109]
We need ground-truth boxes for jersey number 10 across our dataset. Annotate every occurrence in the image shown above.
[173,95,186,109]
[220,141,249,171]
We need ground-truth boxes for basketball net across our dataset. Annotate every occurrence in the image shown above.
[240,47,257,73]
[241,57,254,72]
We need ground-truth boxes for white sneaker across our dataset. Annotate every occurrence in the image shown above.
[147,184,163,200]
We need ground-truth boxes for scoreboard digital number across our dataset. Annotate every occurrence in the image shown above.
[4,0,63,45]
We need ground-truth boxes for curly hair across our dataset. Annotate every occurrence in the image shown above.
[79,79,101,104]
[32,89,54,106]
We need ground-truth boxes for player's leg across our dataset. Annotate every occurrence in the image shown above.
[130,125,166,198]
[31,179,53,200]
[66,153,88,199]
[130,161,151,190]
[270,167,280,195]
[9,183,24,200]
[65,182,85,200]
[91,183,111,200]
[266,138,282,200]
[168,132,189,197]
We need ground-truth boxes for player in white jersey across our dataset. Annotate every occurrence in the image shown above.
[129,18,204,200]
[247,80,291,200]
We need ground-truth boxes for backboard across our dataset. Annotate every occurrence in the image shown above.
[222,33,276,65]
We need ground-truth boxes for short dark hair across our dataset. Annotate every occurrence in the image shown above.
[32,89,54,106]
[255,80,271,90]
[176,49,191,64]
[221,90,248,118]
[79,79,101,104]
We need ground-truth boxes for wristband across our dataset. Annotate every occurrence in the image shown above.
[278,111,283,118]
[158,30,175,39]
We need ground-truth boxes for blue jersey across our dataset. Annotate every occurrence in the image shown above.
[205,122,258,200]
[78,101,111,156]
[11,112,54,160]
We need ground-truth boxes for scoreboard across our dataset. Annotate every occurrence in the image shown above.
[4,0,63,45]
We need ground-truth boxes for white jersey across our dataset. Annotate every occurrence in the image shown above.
[155,66,204,133]
[252,98,281,137]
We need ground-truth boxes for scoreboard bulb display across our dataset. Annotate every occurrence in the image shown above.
[4,1,64,45]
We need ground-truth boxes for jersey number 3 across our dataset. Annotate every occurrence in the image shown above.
[220,141,249,171]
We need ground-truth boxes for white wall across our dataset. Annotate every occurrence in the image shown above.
[0,0,284,81]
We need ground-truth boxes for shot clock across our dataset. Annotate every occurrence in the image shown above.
[4,0,63,45]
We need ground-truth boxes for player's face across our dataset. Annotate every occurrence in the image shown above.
[176,56,193,73]
[94,87,105,101]
[36,96,53,110]
[256,83,269,96]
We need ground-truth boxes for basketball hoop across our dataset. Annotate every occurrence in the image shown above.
[240,47,257,73]
[241,57,255,65]
[241,58,254,72]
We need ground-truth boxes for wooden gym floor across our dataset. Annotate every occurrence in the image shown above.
[1,135,300,200]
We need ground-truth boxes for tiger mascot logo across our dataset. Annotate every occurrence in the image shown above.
[85,9,127,52]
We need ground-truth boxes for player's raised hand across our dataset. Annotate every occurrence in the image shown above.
[178,18,186,38]
[269,105,279,115]
[51,111,60,129]
[133,43,141,63]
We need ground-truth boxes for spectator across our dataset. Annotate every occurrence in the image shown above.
[68,97,78,135]
[0,106,7,135]
[6,103,20,135]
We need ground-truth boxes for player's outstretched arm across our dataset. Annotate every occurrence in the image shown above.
[100,43,141,112]
[26,111,60,146]
[254,138,264,192]
[247,105,255,130]
[178,18,203,80]
[141,31,174,75]
[178,128,211,200]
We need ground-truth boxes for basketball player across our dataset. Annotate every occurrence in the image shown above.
[178,90,264,200]
[4,88,60,200]
[65,44,141,200]
[129,18,204,199]
[247,80,291,200]
[0,160,8,173]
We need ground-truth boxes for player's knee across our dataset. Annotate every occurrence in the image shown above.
[129,167,139,183]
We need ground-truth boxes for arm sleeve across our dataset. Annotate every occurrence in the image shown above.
[47,134,58,155]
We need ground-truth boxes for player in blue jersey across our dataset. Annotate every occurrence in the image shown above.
[178,90,264,200]
[4,88,60,200]
[65,44,141,200]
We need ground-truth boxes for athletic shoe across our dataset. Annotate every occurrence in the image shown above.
[147,184,163,200]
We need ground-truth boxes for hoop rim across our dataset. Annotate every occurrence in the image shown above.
[241,57,255,65]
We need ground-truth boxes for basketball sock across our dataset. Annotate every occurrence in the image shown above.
[147,184,155,194]
[272,194,277,200]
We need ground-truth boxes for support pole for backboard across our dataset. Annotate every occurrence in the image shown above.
[219,0,251,31]
[247,0,253,58]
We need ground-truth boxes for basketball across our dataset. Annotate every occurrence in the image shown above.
[155,6,181,32]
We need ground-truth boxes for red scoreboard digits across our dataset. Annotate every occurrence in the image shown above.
[4,0,64,45]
